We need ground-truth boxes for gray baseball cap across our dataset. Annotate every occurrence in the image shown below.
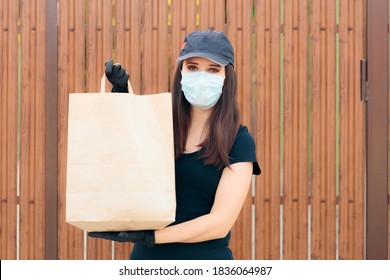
[176,29,235,67]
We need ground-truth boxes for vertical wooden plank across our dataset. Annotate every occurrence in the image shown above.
[310,0,337,260]
[283,0,294,260]
[19,0,46,259]
[35,0,47,259]
[58,0,70,260]
[339,0,365,260]
[169,0,197,88]
[142,0,153,94]
[387,0,390,260]
[0,0,18,260]
[20,0,33,260]
[339,1,364,259]
[226,0,253,260]
[85,0,113,260]
[199,0,211,30]
[254,0,281,260]
[113,0,125,71]
[226,0,240,119]
[338,0,350,260]
[130,0,142,94]
[366,0,388,260]
[58,0,85,260]
[45,0,59,260]
[352,0,365,260]
[283,0,309,259]
[142,0,169,95]
[158,0,169,93]
[346,0,356,260]
[199,0,225,31]
[325,0,337,260]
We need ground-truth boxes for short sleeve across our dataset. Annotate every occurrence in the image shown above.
[229,126,261,175]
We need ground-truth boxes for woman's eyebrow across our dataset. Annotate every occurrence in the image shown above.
[186,60,198,65]
[209,64,221,68]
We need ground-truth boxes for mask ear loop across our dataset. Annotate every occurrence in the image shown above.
[100,74,134,94]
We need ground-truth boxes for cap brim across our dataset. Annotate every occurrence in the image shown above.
[176,52,229,66]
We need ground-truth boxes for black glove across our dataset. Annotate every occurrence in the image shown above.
[88,230,155,248]
[105,59,129,93]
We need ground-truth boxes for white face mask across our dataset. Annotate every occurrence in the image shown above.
[180,71,225,110]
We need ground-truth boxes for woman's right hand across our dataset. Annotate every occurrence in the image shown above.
[105,59,129,93]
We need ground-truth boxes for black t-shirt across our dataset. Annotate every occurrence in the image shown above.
[130,125,261,260]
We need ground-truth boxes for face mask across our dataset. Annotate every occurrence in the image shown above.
[180,71,225,110]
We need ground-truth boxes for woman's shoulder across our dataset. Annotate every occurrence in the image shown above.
[230,125,256,152]
[234,125,254,141]
[229,125,261,174]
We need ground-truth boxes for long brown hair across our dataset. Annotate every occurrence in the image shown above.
[172,61,240,169]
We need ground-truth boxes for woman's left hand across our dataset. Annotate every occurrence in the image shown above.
[88,230,155,247]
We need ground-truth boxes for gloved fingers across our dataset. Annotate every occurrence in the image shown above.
[117,231,137,240]
[111,64,123,77]
[117,231,155,247]
[116,71,129,86]
[88,231,119,241]
[105,59,113,78]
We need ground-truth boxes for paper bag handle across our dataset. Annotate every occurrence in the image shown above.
[100,74,134,94]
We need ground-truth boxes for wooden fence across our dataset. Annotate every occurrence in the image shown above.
[0,0,387,260]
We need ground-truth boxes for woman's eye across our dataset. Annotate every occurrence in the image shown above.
[187,65,198,71]
[208,68,220,73]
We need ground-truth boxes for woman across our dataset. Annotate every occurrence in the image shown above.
[89,29,261,260]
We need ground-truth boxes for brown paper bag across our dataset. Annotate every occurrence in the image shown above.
[66,76,176,232]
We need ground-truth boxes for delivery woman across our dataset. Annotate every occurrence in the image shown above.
[88,29,261,260]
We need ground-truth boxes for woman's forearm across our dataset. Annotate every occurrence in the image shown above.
[154,212,230,244]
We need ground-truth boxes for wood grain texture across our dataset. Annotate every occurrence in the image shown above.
[57,0,85,260]
[254,0,281,260]
[338,0,365,260]
[283,0,309,260]
[199,0,225,31]
[0,0,18,260]
[388,0,390,261]
[142,0,169,94]
[310,0,337,260]
[19,0,46,259]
